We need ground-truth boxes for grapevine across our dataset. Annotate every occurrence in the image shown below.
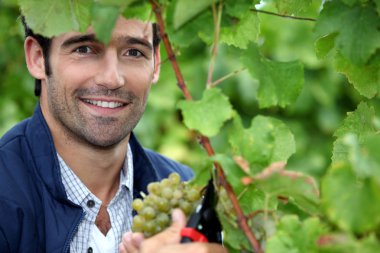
[6,0,380,252]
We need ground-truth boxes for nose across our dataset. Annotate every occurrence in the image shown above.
[94,50,125,90]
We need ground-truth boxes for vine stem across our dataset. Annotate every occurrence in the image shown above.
[150,1,263,253]
[209,67,247,88]
[251,8,316,22]
[206,2,223,88]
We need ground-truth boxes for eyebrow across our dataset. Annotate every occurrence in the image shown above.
[123,36,153,51]
[61,34,153,51]
[61,34,99,48]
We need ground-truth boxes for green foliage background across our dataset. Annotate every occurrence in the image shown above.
[2,0,380,252]
[0,0,358,178]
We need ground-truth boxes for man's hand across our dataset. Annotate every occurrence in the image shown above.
[119,209,228,253]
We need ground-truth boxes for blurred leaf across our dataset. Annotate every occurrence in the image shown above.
[318,234,380,253]
[266,215,326,253]
[92,3,120,44]
[339,133,380,184]
[218,212,251,251]
[123,1,152,21]
[229,114,296,173]
[332,102,378,162]
[272,0,313,15]
[315,33,336,59]
[334,52,380,98]
[253,165,320,214]
[375,0,380,16]
[19,0,91,37]
[19,0,76,37]
[212,154,247,193]
[178,88,233,137]
[220,11,259,49]
[241,43,304,108]
[314,0,380,65]
[322,162,380,233]
[173,0,215,29]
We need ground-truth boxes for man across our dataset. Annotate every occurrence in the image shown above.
[0,14,227,253]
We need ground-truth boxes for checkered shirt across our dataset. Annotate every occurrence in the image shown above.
[58,145,134,253]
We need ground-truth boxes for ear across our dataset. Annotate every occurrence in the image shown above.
[24,36,47,80]
[151,45,161,84]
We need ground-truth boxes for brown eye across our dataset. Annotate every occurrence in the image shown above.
[74,46,93,54]
[126,49,143,57]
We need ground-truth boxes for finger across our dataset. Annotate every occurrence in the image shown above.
[140,208,187,252]
[156,243,229,253]
[120,232,141,253]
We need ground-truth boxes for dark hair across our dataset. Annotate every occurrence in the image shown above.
[21,16,161,97]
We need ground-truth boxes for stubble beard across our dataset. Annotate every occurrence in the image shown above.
[46,76,147,149]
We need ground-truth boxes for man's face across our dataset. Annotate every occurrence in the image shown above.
[40,17,160,148]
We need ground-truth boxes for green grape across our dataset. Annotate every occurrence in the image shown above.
[147,182,160,194]
[132,199,144,212]
[169,172,181,185]
[172,189,183,199]
[143,220,156,234]
[156,212,170,227]
[179,200,193,215]
[186,188,200,202]
[156,197,170,212]
[141,206,156,219]
[132,172,202,237]
[161,187,173,199]
[132,215,145,232]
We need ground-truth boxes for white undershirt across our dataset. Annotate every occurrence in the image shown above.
[89,224,117,253]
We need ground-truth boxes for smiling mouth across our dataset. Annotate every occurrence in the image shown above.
[83,99,126,109]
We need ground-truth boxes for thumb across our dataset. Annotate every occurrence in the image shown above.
[155,208,187,242]
[139,209,187,252]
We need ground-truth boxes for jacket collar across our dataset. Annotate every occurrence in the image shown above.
[26,104,159,202]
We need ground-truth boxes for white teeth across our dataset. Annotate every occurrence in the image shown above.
[84,99,123,108]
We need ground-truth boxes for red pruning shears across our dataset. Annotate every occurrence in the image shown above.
[180,179,223,244]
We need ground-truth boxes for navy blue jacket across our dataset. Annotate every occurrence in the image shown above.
[0,105,193,253]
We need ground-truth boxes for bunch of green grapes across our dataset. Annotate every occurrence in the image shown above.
[132,172,202,237]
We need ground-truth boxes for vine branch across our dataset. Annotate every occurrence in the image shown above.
[251,8,316,22]
[206,2,223,88]
[150,1,263,253]
[209,67,247,88]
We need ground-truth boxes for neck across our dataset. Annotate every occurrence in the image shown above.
[49,126,129,204]
[57,139,129,204]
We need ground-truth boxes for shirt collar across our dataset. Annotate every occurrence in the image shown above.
[58,144,133,206]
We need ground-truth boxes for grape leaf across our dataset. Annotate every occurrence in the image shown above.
[123,1,153,21]
[314,0,380,65]
[241,43,304,108]
[334,52,380,98]
[229,114,295,173]
[266,215,326,253]
[375,0,380,16]
[339,133,380,184]
[315,33,337,59]
[272,0,313,15]
[332,102,378,162]
[19,0,92,37]
[211,154,247,194]
[172,0,215,30]
[224,0,258,18]
[92,3,120,44]
[220,11,259,49]
[341,0,359,6]
[177,88,233,137]
[322,162,380,233]
[252,165,320,214]
[217,212,251,252]
[318,233,380,253]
